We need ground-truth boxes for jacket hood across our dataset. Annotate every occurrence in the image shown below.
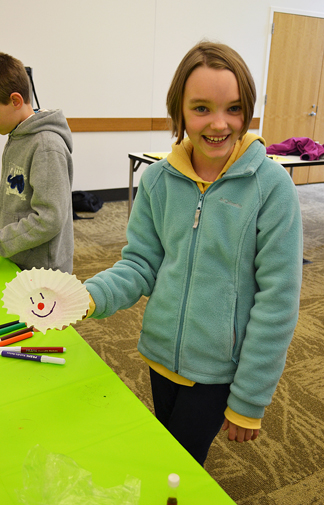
[11,109,73,153]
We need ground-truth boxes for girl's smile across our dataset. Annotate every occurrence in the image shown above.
[182,66,244,180]
[203,134,229,145]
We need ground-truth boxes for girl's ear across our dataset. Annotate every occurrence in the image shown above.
[9,92,24,109]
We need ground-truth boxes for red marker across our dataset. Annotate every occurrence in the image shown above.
[6,347,66,353]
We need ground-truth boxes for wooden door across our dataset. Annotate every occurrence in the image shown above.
[311,53,324,182]
[262,12,324,184]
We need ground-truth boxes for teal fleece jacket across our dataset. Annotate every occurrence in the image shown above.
[84,139,303,419]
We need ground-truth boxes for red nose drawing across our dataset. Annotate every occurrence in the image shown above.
[38,302,45,310]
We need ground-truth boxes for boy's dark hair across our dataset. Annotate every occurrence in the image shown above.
[0,52,31,105]
[167,41,257,144]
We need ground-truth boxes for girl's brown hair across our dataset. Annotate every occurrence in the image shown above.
[166,41,256,144]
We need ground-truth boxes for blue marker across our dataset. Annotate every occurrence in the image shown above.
[0,350,65,365]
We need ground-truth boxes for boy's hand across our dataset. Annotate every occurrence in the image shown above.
[222,418,259,442]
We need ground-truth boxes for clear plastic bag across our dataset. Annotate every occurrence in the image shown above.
[16,445,141,505]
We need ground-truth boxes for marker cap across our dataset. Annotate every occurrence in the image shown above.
[41,356,65,365]
[168,474,180,488]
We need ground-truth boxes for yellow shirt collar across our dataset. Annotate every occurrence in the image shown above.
[167,133,265,193]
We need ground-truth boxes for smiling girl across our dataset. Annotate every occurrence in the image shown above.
[83,42,303,466]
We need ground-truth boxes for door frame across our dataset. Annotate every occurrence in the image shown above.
[259,7,324,136]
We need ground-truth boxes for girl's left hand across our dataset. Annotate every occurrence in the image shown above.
[222,418,259,442]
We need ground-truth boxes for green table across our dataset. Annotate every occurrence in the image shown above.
[0,257,235,504]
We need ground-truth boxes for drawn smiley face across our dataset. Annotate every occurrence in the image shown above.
[2,267,90,332]
[29,290,57,318]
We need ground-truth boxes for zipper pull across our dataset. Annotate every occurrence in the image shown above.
[193,195,203,229]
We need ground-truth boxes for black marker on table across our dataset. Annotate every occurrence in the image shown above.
[0,320,20,330]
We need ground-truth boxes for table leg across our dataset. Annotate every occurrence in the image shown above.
[128,159,136,218]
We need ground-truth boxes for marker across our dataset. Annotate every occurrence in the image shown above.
[0,326,34,341]
[0,332,34,347]
[0,320,20,329]
[0,350,65,365]
[0,322,27,336]
[6,347,66,353]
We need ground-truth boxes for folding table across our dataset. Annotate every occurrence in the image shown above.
[0,257,235,505]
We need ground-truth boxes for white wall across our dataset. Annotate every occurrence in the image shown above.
[1,0,324,192]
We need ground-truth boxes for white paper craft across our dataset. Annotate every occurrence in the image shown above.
[2,268,90,333]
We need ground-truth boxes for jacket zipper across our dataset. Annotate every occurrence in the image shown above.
[193,194,203,228]
[174,193,204,372]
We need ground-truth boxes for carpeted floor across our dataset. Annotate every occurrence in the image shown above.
[72,183,324,505]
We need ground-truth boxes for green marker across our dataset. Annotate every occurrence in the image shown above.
[0,322,27,336]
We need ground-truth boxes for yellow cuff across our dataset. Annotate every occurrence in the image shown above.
[225,406,261,430]
[83,293,96,319]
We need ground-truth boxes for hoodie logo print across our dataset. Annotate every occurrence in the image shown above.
[6,163,26,200]
[8,174,25,194]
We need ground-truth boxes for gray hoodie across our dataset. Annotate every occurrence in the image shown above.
[0,109,74,273]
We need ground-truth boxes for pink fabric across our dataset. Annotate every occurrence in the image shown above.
[266,137,324,161]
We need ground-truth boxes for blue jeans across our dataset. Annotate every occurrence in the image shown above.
[149,368,230,465]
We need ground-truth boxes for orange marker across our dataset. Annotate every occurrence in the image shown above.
[0,331,34,347]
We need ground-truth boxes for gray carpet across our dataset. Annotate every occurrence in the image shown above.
[72,183,324,505]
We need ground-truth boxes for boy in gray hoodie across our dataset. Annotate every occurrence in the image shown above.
[0,52,74,273]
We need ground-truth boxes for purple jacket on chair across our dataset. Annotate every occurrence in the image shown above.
[266,137,324,160]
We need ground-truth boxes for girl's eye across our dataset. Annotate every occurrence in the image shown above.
[195,106,208,113]
[229,105,242,113]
